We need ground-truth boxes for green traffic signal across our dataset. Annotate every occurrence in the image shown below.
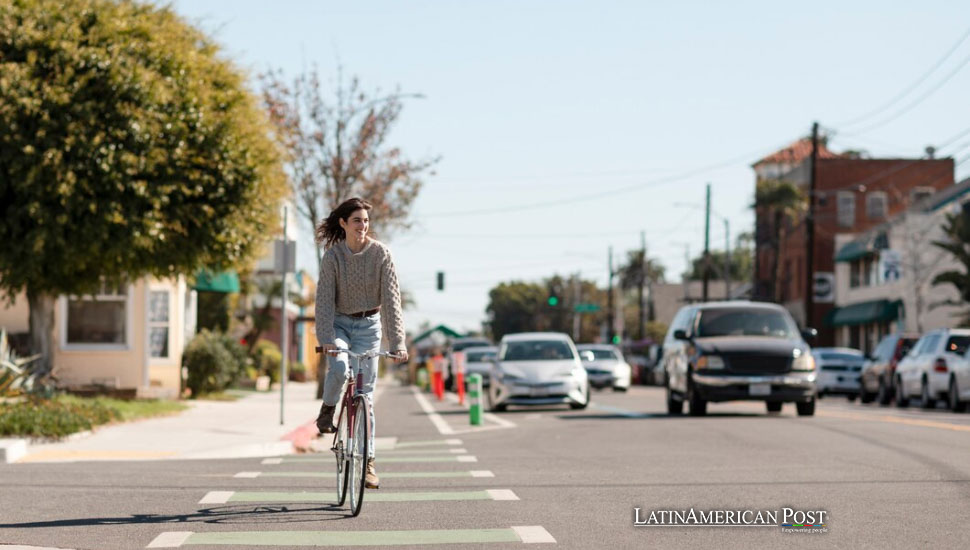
[612,334,621,344]
[548,296,559,306]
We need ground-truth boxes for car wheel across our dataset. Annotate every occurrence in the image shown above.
[950,377,967,413]
[765,401,783,413]
[860,387,875,404]
[895,376,909,408]
[487,386,507,412]
[847,394,857,402]
[666,381,683,415]
[920,377,936,409]
[796,398,815,416]
[877,376,893,406]
[687,376,707,417]
[612,386,628,393]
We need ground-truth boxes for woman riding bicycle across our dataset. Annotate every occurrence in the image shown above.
[314,197,408,490]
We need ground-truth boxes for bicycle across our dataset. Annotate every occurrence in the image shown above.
[316,346,395,517]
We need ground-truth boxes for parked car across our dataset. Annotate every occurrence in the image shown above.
[461,345,498,388]
[896,328,970,409]
[445,336,492,390]
[859,333,919,405]
[576,344,631,391]
[813,347,865,400]
[488,332,590,412]
[662,301,818,416]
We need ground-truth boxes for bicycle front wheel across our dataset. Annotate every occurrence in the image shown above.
[348,395,370,517]
[334,405,349,507]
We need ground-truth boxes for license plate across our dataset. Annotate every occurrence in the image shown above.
[531,386,549,397]
[750,383,771,396]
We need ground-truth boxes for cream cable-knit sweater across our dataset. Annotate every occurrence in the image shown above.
[315,238,406,352]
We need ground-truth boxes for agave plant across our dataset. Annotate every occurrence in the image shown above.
[0,328,43,397]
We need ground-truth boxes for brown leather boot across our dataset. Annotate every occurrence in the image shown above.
[365,458,380,489]
[315,404,336,434]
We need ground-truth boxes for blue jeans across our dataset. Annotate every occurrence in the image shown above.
[322,312,381,458]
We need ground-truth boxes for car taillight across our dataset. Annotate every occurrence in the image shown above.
[934,357,948,373]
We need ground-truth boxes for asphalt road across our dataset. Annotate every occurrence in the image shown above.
[2,383,970,549]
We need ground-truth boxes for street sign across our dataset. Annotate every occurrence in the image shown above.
[573,303,601,313]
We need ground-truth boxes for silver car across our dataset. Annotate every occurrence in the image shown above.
[488,332,590,412]
[812,347,865,400]
[460,345,498,388]
[576,344,631,391]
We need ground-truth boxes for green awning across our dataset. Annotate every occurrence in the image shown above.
[827,299,901,327]
[411,324,464,344]
[193,270,240,293]
[836,231,889,263]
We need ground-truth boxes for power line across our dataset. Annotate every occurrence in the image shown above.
[837,26,970,128]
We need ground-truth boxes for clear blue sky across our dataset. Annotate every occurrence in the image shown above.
[172,0,970,335]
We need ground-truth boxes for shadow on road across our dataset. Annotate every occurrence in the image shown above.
[0,504,356,529]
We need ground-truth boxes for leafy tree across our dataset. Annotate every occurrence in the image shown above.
[0,0,288,373]
[616,250,665,338]
[931,209,970,325]
[259,66,439,267]
[486,276,607,342]
[686,232,754,282]
[753,180,806,301]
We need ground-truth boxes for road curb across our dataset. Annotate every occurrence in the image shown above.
[0,438,28,463]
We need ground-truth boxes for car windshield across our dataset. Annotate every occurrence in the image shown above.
[453,340,490,352]
[695,308,797,339]
[466,350,496,362]
[946,336,970,355]
[581,349,619,361]
[502,340,575,361]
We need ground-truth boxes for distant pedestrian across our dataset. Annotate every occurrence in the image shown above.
[314,197,408,490]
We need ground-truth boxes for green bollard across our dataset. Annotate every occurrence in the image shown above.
[416,367,428,391]
[468,373,483,426]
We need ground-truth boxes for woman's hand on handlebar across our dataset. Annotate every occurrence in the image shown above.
[319,343,337,355]
[392,350,409,363]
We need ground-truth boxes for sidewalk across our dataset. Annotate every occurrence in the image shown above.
[10,381,325,463]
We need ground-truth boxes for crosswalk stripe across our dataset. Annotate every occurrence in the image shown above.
[146,531,193,548]
[513,526,557,543]
[272,455,477,464]
[216,489,518,502]
[198,491,233,504]
[233,470,495,479]
[147,527,554,547]
[260,458,283,465]
[393,438,463,448]
[379,448,468,455]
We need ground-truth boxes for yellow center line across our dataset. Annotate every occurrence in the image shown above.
[817,409,970,433]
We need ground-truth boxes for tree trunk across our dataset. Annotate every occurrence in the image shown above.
[27,287,56,377]
[770,211,783,302]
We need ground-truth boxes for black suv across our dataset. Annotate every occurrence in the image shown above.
[662,301,818,416]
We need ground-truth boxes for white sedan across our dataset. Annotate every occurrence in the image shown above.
[576,344,631,391]
[488,332,590,412]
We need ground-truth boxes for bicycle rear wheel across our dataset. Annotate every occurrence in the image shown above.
[333,405,349,507]
[348,395,370,517]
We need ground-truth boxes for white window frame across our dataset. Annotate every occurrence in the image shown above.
[146,288,172,362]
[59,282,134,351]
[837,191,856,228]
[866,191,888,220]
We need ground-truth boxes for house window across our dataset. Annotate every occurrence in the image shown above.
[66,281,128,345]
[866,192,888,220]
[910,186,933,205]
[837,192,856,228]
[148,290,170,359]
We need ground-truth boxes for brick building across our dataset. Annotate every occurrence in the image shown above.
[753,137,954,346]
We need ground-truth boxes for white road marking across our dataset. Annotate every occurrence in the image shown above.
[487,489,520,501]
[513,526,557,543]
[471,470,496,477]
[146,531,193,548]
[233,472,261,478]
[457,455,478,462]
[198,491,234,504]
[412,386,456,435]
[261,458,283,465]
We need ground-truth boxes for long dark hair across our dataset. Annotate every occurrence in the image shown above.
[316,197,375,249]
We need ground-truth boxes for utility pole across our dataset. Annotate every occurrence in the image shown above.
[638,231,646,341]
[572,272,581,342]
[607,247,615,343]
[806,122,819,329]
[724,219,731,299]
[703,183,711,302]
[280,206,289,426]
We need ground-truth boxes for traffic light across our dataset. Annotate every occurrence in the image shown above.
[547,295,559,306]
[612,334,621,345]
[436,271,444,291]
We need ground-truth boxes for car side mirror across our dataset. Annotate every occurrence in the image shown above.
[673,329,689,341]
[801,328,818,342]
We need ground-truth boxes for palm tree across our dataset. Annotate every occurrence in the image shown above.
[931,210,970,325]
[753,179,806,302]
